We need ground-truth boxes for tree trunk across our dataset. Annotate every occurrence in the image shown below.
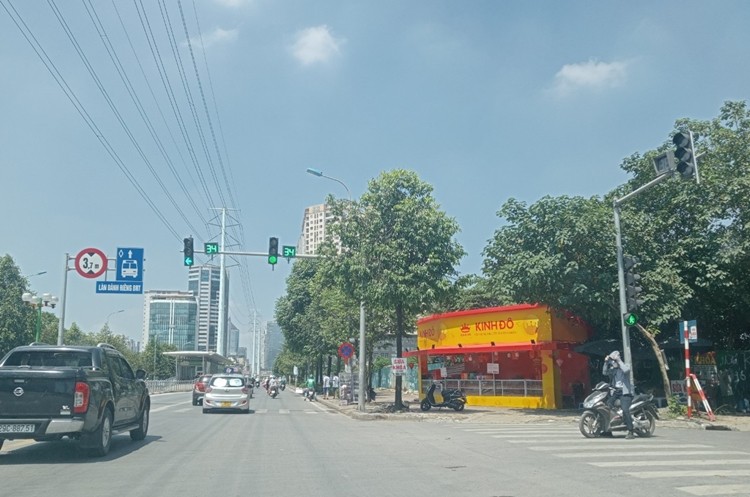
[395,304,405,409]
[635,324,672,398]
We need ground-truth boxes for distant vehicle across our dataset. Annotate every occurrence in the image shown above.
[192,374,213,405]
[121,259,138,278]
[203,375,251,414]
[0,343,150,457]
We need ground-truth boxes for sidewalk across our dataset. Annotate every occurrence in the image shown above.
[307,387,750,431]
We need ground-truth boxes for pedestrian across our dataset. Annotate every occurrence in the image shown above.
[603,350,635,439]
[323,373,331,399]
[331,373,340,399]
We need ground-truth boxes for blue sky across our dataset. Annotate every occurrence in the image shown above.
[1,1,748,349]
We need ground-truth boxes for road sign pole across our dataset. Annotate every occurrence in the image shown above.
[57,253,71,345]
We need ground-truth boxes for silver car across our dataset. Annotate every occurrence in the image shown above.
[202,374,251,414]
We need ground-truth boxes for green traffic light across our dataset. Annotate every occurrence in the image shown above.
[184,256,194,267]
[624,313,639,326]
[268,255,278,265]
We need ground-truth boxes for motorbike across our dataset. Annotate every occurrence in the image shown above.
[280,382,286,391]
[579,381,659,438]
[269,385,279,398]
[303,388,316,401]
[420,383,467,411]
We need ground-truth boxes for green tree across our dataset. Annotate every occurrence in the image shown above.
[331,169,465,408]
[483,195,619,332]
[0,255,35,355]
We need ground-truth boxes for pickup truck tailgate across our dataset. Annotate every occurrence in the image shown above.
[0,369,78,417]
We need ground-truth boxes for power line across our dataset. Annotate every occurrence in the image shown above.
[1,0,181,240]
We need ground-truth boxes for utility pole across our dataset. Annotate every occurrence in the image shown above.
[217,208,227,357]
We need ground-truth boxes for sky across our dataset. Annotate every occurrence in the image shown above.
[2,0,749,350]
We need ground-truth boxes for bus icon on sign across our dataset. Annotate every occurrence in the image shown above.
[121,260,139,279]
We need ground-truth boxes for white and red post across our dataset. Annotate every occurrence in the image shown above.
[684,320,692,418]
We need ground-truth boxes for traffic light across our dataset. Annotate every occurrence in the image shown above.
[268,237,279,265]
[672,130,699,180]
[623,255,644,311]
[183,237,194,267]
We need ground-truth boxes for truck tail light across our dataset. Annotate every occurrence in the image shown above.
[205,387,212,393]
[74,382,90,414]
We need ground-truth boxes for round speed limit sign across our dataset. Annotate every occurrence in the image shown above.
[75,248,108,279]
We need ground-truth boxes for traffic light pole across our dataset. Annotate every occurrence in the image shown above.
[614,172,672,384]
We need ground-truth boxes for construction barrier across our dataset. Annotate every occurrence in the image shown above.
[689,373,716,421]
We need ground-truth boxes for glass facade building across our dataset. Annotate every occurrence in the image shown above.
[142,291,198,349]
[188,264,228,353]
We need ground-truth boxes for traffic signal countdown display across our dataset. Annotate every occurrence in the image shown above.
[268,237,279,265]
[183,237,194,266]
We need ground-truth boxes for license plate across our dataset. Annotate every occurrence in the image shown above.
[0,423,35,434]
[220,402,231,408]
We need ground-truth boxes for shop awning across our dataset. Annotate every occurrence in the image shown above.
[403,341,573,357]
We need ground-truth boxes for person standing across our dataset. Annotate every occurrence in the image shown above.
[331,373,340,399]
[322,373,331,399]
[603,350,635,439]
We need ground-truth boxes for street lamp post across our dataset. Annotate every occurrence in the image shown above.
[306,168,367,412]
[21,292,59,342]
[105,309,125,329]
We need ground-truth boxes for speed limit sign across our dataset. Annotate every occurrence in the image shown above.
[75,248,108,279]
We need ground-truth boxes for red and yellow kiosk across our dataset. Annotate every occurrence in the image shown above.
[405,304,592,409]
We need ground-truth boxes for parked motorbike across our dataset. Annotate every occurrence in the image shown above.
[579,381,659,438]
[269,385,279,398]
[420,383,467,411]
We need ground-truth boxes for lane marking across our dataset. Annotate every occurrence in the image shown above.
[676,484,750,495]
[627,469,750,479]
[557,450,748,459]
[591,459,750,468]
[530,443,710,451]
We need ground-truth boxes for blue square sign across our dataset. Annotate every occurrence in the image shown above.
[97,247,144,294]
[116,247,144,283]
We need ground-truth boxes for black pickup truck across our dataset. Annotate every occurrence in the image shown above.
[0,343,150,456]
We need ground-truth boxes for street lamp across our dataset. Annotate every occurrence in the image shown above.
[25,271,47,278]
[306,168,367,412]
[22,291,58,342]
[105,309,125,328]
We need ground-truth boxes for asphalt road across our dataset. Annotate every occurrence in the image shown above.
[2,389,750,497]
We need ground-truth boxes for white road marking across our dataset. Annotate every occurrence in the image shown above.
[627,469,750,479]
[591,459,750,468]
[676,484,750,495]
[530,443,710,451]
[557,450,748,458]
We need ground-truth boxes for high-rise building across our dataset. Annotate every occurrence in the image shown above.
[299,203,339,255]
[228,319,239,357]
[187,265,229,353]
[264,321,284,371]
[142,290,198,350]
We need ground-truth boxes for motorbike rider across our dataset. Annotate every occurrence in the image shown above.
[603,350,635,439]
[268,376,278,395]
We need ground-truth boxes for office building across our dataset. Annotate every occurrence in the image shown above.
[188,264,229,353]
[299,203,340,255]
[142,290,198,349]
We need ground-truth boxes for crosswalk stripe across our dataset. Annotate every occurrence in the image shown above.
[591,459,750,468]
[530,443,710,451]
[254,409,268,413]
[557,450,748,459]
[471,430,568,437]
[279,409,290,414]
[491,434,579,438]
[676,484,750,495]
[627,469,750,479]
